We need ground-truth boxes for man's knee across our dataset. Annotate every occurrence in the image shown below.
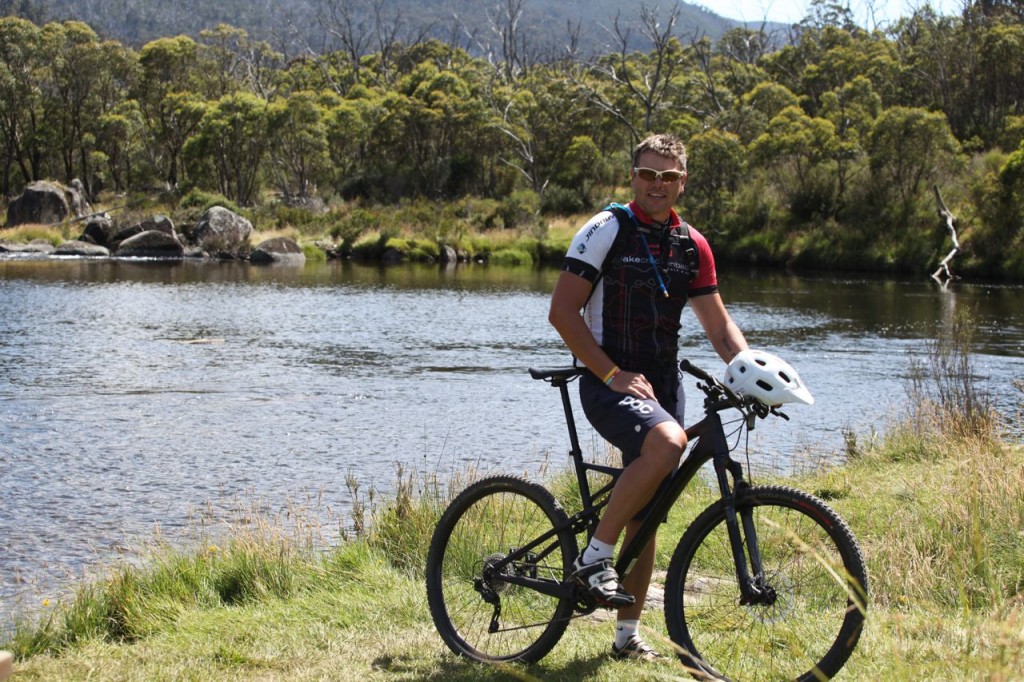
[640,422,686,474]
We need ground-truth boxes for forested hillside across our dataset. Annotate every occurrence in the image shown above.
[2,0,754,55]
[2,1,1024,280]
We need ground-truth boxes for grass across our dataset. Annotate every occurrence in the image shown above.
[4,314,1023,681]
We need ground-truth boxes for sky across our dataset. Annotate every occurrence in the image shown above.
[698,0,968,27]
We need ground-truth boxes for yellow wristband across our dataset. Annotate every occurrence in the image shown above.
[603,366,621,386]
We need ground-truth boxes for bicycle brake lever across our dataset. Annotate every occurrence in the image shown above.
[770,406,790,421]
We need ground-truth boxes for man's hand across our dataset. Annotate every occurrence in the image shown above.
[609,370,656,400]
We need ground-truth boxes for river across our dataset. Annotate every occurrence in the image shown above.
[1,256,1022,631]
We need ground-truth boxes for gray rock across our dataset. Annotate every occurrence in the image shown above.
[192,206,252,259]
[0,239,55,254]
[116,230,185,258]
[6,180,91,227]
[53,240,110,257]
[439,244,458,264]
[250,237,306,265]
[134,214,176,237]
[80,213,115,247]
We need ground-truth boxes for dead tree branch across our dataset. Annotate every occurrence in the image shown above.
[931,185,960,285]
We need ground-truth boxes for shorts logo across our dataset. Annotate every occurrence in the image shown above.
[618,395,655,415]
[577,243,587,254]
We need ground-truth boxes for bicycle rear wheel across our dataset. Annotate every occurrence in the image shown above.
[425,475,577,663]
[664,485,868,681]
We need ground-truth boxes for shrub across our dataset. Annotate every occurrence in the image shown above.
[488,247,533,266]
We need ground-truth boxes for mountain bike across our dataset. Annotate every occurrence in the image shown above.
[425,359,868,681]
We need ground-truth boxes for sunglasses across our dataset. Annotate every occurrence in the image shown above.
[633,167,685,183]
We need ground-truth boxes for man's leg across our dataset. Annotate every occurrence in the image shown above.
[591,420,686,547]
[618,518,655,620]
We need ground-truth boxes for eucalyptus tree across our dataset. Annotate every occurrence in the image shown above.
[198,24,285,100]
[96,100,145,193]
[135,35,209,189]
[866,106,961,214]
[818,75,881,208]
[323,86,379,196]
[40,21,138,197]
[266,90,331,198]
[974,21,1024,143]
[0,16,45,196]
[391,59,495,198]
[184,91,269,205]
[749,104,841,219]
[685,127,746,230]
[487,65,596,204]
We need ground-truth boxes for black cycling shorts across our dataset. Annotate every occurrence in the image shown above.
[578,368,685,521]
[578,368,684,466]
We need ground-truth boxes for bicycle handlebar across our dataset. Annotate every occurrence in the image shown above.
[679,359,746,408]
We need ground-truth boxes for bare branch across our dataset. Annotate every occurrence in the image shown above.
[931,185,961,285]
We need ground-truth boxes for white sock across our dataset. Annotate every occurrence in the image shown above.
[615,619,640,648]
[581,537,615,565]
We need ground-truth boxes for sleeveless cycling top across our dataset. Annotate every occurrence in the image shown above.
[561,201,718,372]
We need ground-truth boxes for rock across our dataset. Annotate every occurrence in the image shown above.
[53,240,110,257]
[192,206,252,259]
[108,215,177,252]
[79,213,115,247]
[109,224,145,251]
[439,244,458,264]
[135,214,176,237]
[0,239,55,254]
[116,230,185,258]
[250,237,306,265]
[6,180,91,227]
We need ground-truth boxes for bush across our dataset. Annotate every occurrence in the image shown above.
[498,189,540,230]
[488,247,534,266]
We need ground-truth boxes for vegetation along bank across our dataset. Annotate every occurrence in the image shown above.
[3,4,1024,279]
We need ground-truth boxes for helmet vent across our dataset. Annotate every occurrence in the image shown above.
[755,379,774,392]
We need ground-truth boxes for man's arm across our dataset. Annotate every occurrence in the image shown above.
[548,271,655,399]
[689,292,748,362]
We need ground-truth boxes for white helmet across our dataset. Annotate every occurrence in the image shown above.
[724,350,814,406]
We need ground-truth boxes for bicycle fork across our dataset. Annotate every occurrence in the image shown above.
[711,433,776,607]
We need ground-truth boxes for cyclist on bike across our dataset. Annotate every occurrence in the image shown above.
[548,133,749,661]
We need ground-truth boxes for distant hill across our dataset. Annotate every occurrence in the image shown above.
[3,0,788,56]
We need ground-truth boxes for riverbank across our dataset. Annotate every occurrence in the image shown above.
[1,184,1013,281]
[3,405,1021,680]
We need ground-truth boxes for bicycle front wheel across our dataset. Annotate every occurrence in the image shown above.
[425,475,577,663]
[665,485,868,681]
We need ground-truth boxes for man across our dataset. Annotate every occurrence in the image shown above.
[547,133,749,660]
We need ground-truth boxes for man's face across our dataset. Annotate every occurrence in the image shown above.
[630,151,687,222]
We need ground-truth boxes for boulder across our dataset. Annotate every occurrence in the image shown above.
[439,244,458,265]
[109,214,177,252]
[53,240,110,257]
[192,206,252,259]
[109,223,145,251]
[116,230,185,258]
[6,180,91,227]
[79,213,115,247]
[134,214,176,237]
[250,237,306,265]
[0,239,55,254]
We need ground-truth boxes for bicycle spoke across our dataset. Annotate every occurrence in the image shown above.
[666,486,867,681]
[427,476,575,662]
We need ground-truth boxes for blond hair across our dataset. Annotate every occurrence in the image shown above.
[632,133,687,171]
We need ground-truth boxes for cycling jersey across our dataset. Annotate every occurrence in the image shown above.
[561,201,718,372]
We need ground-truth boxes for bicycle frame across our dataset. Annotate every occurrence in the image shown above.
[497,364,769,607]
